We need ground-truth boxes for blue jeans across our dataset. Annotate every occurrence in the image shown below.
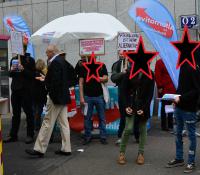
[175,107,196,164]
[84,96,106,139]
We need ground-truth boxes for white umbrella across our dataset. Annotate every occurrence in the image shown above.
[31,13,130,45]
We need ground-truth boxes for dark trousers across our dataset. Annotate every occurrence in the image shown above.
[10,90,34,138]
[161,101,173,130]
[117,92,126,138]
[33,102,44,131]
[117,90,139,139]
[134,116,140,140]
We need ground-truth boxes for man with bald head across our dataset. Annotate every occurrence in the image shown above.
[26,45,76,157]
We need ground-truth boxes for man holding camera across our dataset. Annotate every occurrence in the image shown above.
[4,43,35,144]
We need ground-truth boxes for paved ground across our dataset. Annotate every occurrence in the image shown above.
[2,116,200,175]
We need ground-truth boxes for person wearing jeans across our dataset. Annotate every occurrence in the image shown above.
[117,71,154,165]
[166,63,200,173]
[84,96,106,140]
[175,108,196,164]
[79,57,108,145]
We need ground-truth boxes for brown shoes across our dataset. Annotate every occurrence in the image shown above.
[117,152,144,165]
[136,153,144,165]
[118,153,126,165]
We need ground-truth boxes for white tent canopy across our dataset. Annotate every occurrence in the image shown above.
[31,13,130,45]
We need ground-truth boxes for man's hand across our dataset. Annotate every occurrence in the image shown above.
[35,76,45,81]
[18,64,24,71]
[11,65,17,71]
[122,68,127,74]
[80,97,85,106]
[137,110,144,116]
[126,107,133,115]
[99,76,108,83]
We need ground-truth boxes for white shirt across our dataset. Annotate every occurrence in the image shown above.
[48,53,59,65]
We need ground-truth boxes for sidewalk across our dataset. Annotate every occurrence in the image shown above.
[2,117,200,175]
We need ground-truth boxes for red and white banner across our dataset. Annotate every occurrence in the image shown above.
[79,38,105,56]
[67,87,77,117]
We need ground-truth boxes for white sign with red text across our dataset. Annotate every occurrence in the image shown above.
[79,38,105,56]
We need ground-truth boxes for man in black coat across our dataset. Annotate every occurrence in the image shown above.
[4,45,35,144]
[26,45,76,157]
[167,47,200,173]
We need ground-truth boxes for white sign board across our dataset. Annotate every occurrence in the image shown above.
[118,32,140,51]
[79,38,105,56]
[10,31,24,55]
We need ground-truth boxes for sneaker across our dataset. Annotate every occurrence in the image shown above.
[182,130,187,137]
[117,153,126,165]
[166,159,184,168]
[136,153,144,165]
[115,138,121,145]
[184,163,195,173]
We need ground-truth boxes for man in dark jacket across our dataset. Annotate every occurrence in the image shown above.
[25,45,76,157]
[167,62,200,173]
[79,55,108,145]
[4,45,35,144]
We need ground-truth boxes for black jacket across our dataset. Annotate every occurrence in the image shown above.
[176,63,200,112]
[193,47,200,110]
[121,72,155,120]
[33,70,47,105]
[45,55,76,105]
[111,59,126,87]
[9,53,35,92]
[74,60,84,85]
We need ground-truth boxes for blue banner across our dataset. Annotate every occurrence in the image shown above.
[129,0,179,88]
[3,15,35,58]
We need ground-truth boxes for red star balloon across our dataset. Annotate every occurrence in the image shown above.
[123,36,158,80]
[82,52,104,82]
[171,26,200,70]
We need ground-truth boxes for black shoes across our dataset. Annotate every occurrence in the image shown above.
[3,136,18,143]
[55,150,72,156]
[3,136,34,144]
[25,137,34,144]
[184,163,195,173]
[25,149,71,157]
[82,138,108,145]
[166,159,184,168]
[25,149,44,157]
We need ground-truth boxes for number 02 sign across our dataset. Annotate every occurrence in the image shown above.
[180,15,199,29]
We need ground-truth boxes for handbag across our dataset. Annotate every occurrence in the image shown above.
[101,83,110,103]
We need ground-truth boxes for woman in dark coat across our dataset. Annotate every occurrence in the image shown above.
[117,70,154,165]
[33,59,47,130]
